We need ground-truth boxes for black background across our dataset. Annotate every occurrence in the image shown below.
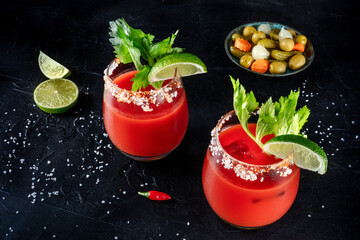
[1,0,359,239]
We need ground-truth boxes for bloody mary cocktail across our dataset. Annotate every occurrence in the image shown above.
[103,60,188,161]
[104,18,206,161]
[202,110,300,228]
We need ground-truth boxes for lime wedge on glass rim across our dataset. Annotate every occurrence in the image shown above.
[38,51,71,79]
[148,53,207,82]
[34,78,79,114]
[263,134,328,174]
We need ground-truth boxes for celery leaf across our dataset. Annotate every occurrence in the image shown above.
[230,76,259,144]
[230,76,310,150]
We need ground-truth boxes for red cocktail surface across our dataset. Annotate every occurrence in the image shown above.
[202,120,300,228]
[103,64,188,160]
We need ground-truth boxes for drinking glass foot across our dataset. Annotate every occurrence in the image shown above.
[120,150,174,162]
[221,219,266,230]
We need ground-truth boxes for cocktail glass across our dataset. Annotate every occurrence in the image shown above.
[103,59,188,161]
[202,110,300,228]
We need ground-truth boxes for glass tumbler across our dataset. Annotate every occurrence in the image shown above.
[202,110,300,228]
[103,59,189,161]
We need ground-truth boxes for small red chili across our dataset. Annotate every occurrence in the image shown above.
[138,191,171,201]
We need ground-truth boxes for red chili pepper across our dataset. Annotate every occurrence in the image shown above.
[138,191,171,201]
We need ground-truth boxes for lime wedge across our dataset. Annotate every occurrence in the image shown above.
[34,78,79,114]
[148,53,207,82]
[263,134,328,174]
[38,51,71,79]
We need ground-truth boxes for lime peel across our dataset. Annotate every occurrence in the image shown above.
[263,134,328,174]
[38,51,71,79]
[148,53,207,82]
[34,78,79,114]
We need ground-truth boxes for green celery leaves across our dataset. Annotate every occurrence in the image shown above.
[230,76,259,144]
[149,30,184,59]
[109,19,149,70]
[109,18,183,91]
[230,76,310,149]
[131,65,151,92]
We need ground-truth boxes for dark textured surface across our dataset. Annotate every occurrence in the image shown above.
[1,0,359,239]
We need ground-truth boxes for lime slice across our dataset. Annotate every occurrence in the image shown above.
[263,134,328,174]
[148,53,207,82]
[38,51,71,79]
[34,78,79,114]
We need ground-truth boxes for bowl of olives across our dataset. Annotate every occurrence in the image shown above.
[224,21,314,76]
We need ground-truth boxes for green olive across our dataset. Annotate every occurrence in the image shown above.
[289,54,306,70]
[251,31,266,44]
[231,33,241,42]
[243,26,256,37]
[268,59,288,68]
[294,35,307,45]
[280,38,295,52]
[270,29,280,40]
[269,61,286,74]
[240,55,254,68]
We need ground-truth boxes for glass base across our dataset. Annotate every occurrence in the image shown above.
[119,149,174,162]
[221,218,267,230]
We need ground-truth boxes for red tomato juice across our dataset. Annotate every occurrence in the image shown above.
[103,70,188,158]
[202,123,300,228]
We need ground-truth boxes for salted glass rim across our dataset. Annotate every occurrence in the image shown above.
[104,58,180,93]
[214,110,292,168]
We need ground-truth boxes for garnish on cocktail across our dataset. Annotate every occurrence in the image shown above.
[104,19,204,160]
[202,76,327,228]
[109,18,206,91]
[230,76,328,174]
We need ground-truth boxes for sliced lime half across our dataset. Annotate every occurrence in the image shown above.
[38,51,71,79]
[148,53,207,82]
[34,78,79,114]
[263,134,328,174]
